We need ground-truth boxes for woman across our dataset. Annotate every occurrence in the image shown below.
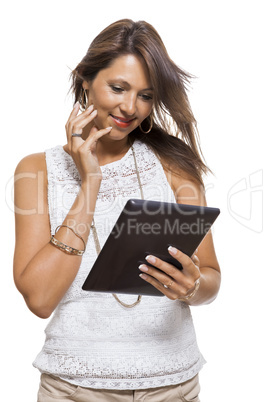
[14,19,220,401]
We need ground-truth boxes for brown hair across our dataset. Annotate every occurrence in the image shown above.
[70,19,210,185]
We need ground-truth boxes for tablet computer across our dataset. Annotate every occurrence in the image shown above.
[82,199,220,297]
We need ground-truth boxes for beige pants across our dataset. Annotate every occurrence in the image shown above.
[37,373,200,401]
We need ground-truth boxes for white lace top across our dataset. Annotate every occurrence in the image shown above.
[33,140,205,389]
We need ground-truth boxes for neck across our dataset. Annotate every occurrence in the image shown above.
[96,136,132,166]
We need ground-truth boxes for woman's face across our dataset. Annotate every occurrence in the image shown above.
[83,54,154,142]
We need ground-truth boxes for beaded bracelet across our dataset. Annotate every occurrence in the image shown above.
[49,225,86,256]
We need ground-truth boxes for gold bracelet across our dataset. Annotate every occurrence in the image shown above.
[178,278,201,302]
[49,225,86,256]
[50,236,85,256]
[55,225,86,250]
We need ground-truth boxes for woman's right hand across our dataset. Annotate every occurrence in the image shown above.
[65,102,112,183]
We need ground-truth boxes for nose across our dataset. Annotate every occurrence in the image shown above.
[120,93,137,117]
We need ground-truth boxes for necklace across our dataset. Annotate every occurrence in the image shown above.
[91,144,143,308]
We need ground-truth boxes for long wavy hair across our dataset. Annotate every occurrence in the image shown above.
[70,19,210,185]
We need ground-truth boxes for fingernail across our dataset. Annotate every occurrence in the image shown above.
[139,273,148,280]
[106,126,113,130]
[168,246,177,256]
[138,264,148,272]
[74,101,80,108]
[145,255,156,264]
[87,104,94,110]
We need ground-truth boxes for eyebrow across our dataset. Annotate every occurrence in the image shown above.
[108,78,153,92]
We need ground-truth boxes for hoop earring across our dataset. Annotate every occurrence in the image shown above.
[81,88,88,111]
[139,114,153,134]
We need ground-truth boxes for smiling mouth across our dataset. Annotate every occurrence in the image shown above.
[110,114,136,124]
[110,114,135,128]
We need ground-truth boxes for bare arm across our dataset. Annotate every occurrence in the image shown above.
[13,104,112,318]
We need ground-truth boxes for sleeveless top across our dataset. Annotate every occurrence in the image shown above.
[33,140,205,390]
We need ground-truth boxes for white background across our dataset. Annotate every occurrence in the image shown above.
[1,1,267,400]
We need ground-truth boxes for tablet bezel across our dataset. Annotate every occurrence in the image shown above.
[82,199,220,296]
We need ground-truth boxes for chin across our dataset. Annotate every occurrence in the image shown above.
[106,129,131,141]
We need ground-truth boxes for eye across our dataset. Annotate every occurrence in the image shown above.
[140,94,153,102]
[110,85,124,93]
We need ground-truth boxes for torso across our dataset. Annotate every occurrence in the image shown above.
[32,140,205,389]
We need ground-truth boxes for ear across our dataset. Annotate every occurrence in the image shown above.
[82,80,90,90]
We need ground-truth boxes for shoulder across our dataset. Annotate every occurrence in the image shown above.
[14,152,49,216]
[15,152,46,175]
[162,165,206,206]
[14,153,48,203]
[136,139,206,205]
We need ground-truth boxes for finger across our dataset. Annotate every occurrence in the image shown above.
[168,246,197,274]
[65,101,80,127]
[145,254,179,279]
[82,126,113,153]
[69,108,97,137]
[139,258,190,290]
[144,251,200,288]
[67,108,97,144]
[70,101,80,116]
[139,264,199,301]
[70,126,113,161]
[69,104,95,131]
[139,263,174,286]
[71,126,112,158]
[191,254,200,268]
[139,272,179,300]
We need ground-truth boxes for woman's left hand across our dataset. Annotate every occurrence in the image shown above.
[139,246,201,301]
